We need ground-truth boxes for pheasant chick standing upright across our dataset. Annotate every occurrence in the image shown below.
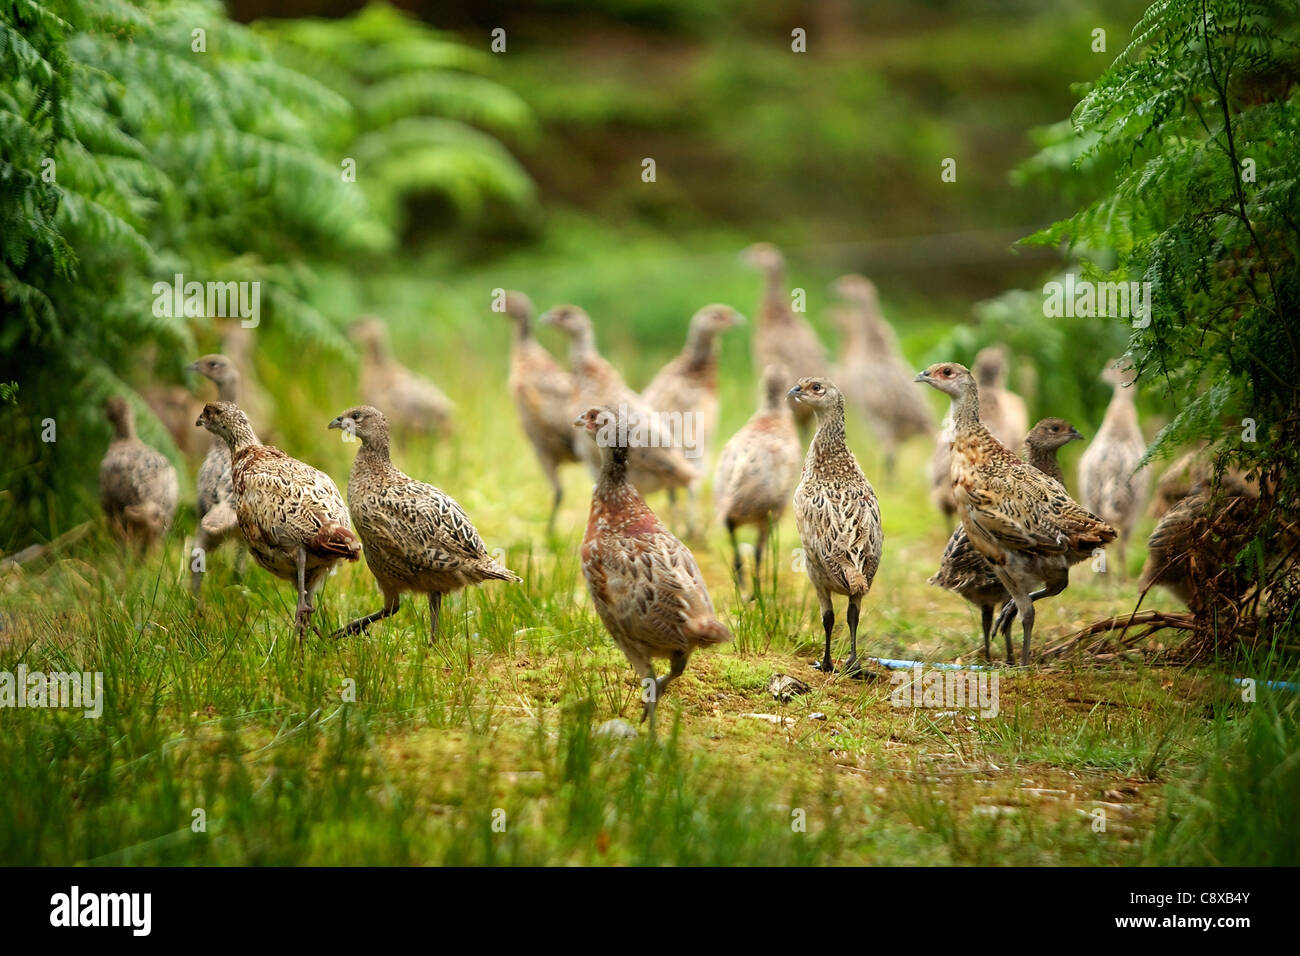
[576,406,731,730]
[99,397,179,553]
[1078,360,1148,578]
[187,354,244,597]
[196,401,360,640]
[790,377,883,675]
[917,363,1114,665]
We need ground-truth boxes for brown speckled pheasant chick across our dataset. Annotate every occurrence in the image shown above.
[575,406,731,730]
[350,316,453,440]
[1078,361,1148,578]
[929,417,1083,663]
[714,364,802,596]
[187,354,245,597]
[543,305,696,498]
[197,401,360,640]
[830,275,934,477]
[330,406,518,644]
[501,291,581,532]
[917,363,1115,665]
[100,397,179,553]
[790,377,883,675]
[742,243,828,431]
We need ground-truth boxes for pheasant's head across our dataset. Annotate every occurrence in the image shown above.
[187,353,239,389]
[196,400,254,447]
[972,346,1008,388]
[573,405,630,465]
[1026,417,1084,452]
[831,273,878,309]
[740,242,784,274]
[1101,358,1137,388]
[788,376,842,411]
[760,364,792,411]
[690,303,745,338]
[348,316,390,362]
[105,396,134,439]
[499,290,534,325]
[914,362,975,399]
[539,304,591,338]
[329,405,390,446]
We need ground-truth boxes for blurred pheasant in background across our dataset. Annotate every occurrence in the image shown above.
[220,322,276,441]
[929,417,1084,662]
[197,401,360,641]
[829,274,934,477]
[1078,361,1148,578]
[543,304,696,499]
[790,377,883,675]
[187,354,245,598]
[918,363,1115,665]
[350,316,453,440]
[714,364,802,597]
[575,405,731,731]
[741,242,828,432]
[929,345,1027,528]
[330,405,518,644]
[99,396,179,553]
[642,303,745,534]
[501,290,581,533]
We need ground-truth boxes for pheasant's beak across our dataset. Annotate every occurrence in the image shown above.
[732,312,747,326]
[1069,427,1085,442]
[327,417,343,430]
[913,370,930,382]
[194,415,204,428]
[787,385,803,402]
[539,311,558,327]
[184,361,199,373]
[573,415,586,429]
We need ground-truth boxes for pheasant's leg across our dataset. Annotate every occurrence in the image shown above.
[844,596,863,675]
[1001,603,1016,664]
[726,518,743,587]
[654,650,688,707]
[883,445,897,481]
[190,526,213,600]
[294,547,310,642]
[626,653,658,732]
[813,591,835,672]
[752,519,772,600]
[427,591,442,646]
[336,595,400,638]
[1018,597,1036,667]
[980,604,993,661]
[685,484,700,540]
[544,461,562,537]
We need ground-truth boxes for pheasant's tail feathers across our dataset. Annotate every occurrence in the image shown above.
[686,616,732,646]
[314,522,362,560]
[200,501,239,536]
[482,561,521,583]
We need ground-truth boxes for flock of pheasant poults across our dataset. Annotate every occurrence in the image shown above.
[99,243,1238,728]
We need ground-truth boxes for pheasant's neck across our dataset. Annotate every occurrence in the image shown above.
[570,328,596,362]
[227,425,259,454]
[1104,385,1139,430]
[111,420,135,442]
[1026,446,1064,483]
[355,439,396,474]
[811,401,850,458]
[216,378,240,403]
[513,320,532,345]
[685,330,719,373]
[762,269,787,318]
[595,446,630,493]
[950,389,983,434]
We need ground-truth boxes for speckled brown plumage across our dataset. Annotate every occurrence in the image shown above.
[187,354,246,597]
[929,417,1084,662]
[1078,362,1149,577]
[714,364,802,596]
[197,401,360,639]
[350,316,453,439]
[501,291,581,532]
[542,305,696,496]
[830,275,934,476]
[790,377,883,675]
[576,406,731,730]
[918,363,1115,665]
[929,346,1028,526]
[99,397,179,553]
[742,243,828,430]
[330,406,518,644]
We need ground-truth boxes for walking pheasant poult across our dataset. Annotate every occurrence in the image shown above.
[575,405,731,731]
[917,363,1115,665]
[196,401,360,640]
[713,364,802,596]
[500,290,581,532]
[1078,361,1148,578]
[790,377,883,675]
[350,316,454,440]
[928,417,1084,662]
[187,354,245,597]
[99,396,179,553]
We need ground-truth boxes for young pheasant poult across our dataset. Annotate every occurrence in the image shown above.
[350,316,454,439]
[542,305,696,498]
[830,275,934,477]
[196,401,360,639]
[929,417,1084,663]
[187,354,245,597]
[713,364,802,596]
[742,242,828,430]
[99,396,179,552]
[501,290,581,532]
[575,405,731,730]
[790,377,883,675]
[1078,361,1148,578]
[330,405,518,644]
[917,363,1115,666]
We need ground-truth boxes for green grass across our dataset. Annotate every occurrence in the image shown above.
[3,246,1297,866]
